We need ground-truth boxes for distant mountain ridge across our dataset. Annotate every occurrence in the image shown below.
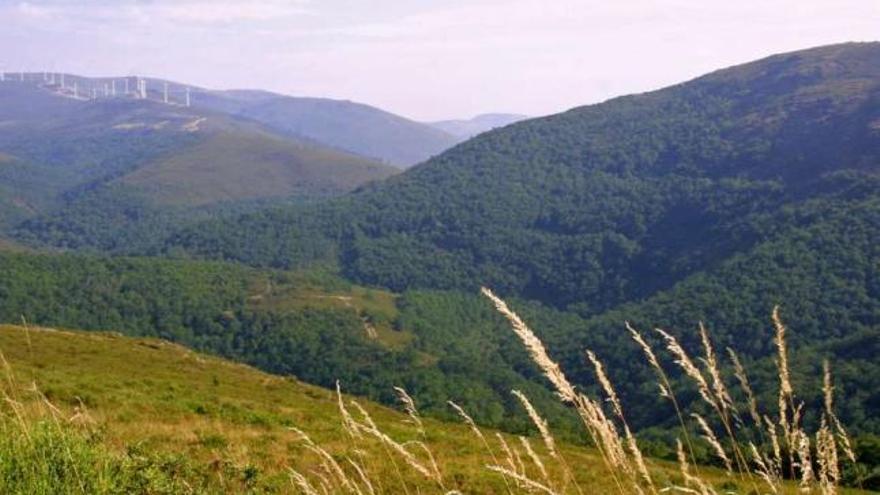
[190,89,459,168]
[430,113,529,139]
[0,76,398,249]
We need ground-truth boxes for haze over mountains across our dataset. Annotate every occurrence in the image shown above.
[429,113,530,139]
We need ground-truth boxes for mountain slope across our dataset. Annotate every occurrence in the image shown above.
[158,43,880,435]
[167,42,880,309]
[0,323,624,493]
[119,128,394,206]
[192,90,459,167]
[430,113,530,139]
[0,77,397,249]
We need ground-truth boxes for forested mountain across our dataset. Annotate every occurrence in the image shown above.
[430,113,530,139]
[0,77,397,249]
[156,43,880,435]
[191,89,459,167]
[0,44,877,474]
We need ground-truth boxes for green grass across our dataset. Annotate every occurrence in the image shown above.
[119,129,398,206]
[0,324,720,494]
[0,324,870,494]
[246,271,414,350]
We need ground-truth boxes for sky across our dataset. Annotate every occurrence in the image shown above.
[1,0,878,121]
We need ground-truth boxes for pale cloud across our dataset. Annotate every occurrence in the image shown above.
[1,0,878,120]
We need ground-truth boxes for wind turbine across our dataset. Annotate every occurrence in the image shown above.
[185,87,191,107]
[163,82,168,104]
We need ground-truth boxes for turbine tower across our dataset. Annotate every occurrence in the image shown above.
[185,87,191,107]
[163,82,168,104]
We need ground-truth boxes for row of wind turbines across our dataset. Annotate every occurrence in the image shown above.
[0,71,192,107]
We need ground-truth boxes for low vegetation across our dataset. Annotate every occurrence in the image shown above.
[0,289,876,493]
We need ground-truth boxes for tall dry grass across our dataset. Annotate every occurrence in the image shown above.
[285,289,860,494]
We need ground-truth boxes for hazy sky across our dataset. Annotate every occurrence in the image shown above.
[1,0,878,121]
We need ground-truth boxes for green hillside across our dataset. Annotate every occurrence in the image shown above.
[156,43,880,438]
[193,90,459,167]
[0,79,397,250]
[119,129,396,206]
[0,324,609,493]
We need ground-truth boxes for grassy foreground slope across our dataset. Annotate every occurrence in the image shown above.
[0,324,617,493]
[0,323,873,494]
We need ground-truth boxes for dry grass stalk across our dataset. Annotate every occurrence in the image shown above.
[585,350,624,421]
[286,296,857,495]
[394,386,425,436]
[337,381,363,439]
[512,390,557,457]
[696,324,751,479]
[486,465,559,495]
[697,323,735,415]
[822,361,857,465]
[349,401,438,483]
[796,430,814,490]
[495,432,520,473]
[519,436,551,486]
[480,288,577,403]
[727,348,762,433]
[448,400,514,495]
[657,327,753,483]
[586,349,655,492]
[628,323,699,469]
[655,328,716,411]
[482,287,628,494]
[346,458,376,495]
[404,440,444,483]
[773,306,800,481]
[749,442,780,494]
[675,439,717,495]
[691,413,733,474]
[290,426,362,494]
[349,400,411,494]
[772,307,793,397]
[822,361,834,416]
[816,419,840,495]
[763,417,784,475]
[289,468,321,495]
[511,390,582,494]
